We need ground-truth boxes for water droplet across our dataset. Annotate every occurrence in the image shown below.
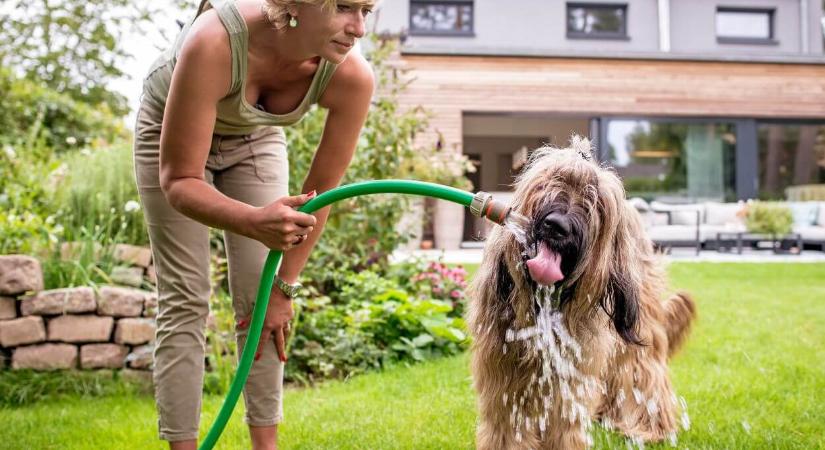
[504,210,530,246]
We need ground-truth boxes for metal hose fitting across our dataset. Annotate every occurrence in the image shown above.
[470,191,511,225]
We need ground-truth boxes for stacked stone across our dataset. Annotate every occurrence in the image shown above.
[0,255,157,371]
[61,243,157,288]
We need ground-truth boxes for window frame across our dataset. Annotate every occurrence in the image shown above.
[715,7,778,45]
[566,2,630,41]
[408,0,475,37]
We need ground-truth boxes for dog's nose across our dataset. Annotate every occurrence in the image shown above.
[542,214,570,239]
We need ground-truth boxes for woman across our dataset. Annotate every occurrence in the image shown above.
[133,0,375,448]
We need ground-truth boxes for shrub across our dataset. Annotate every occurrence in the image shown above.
[743,201,793,236]
[204,260,473,391]
[0,68,125,152]
[0,69,132,257]
[282,258,470,385]
[49,141,148,246]
[0,139,62,254]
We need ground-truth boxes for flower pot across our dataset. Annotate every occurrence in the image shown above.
[395,197,425,251]
[433,199,465,250]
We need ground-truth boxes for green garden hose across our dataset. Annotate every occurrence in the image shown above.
[199,179,509,450]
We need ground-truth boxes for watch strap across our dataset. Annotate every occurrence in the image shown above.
[274,276,302,298]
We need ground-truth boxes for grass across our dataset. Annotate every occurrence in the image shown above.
[1,262,823,449]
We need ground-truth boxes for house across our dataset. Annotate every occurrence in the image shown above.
[370,0,825,248]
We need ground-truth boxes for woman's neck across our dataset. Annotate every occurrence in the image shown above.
[246,2,317,66]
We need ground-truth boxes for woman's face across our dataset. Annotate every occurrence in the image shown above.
[295,1,373,63]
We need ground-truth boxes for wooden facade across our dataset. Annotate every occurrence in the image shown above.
[395,55,825,151]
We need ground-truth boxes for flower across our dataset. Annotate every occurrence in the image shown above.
[3,145,15,159]
[66,136,78,145]
[124,200,141,212]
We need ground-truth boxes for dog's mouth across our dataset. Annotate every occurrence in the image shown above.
[521,209,583,287]
[525,242,564,286]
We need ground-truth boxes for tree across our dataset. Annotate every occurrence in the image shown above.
[0,0,188,116]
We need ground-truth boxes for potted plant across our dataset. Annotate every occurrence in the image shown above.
[742,201,795,253]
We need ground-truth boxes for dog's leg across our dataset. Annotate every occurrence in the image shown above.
[541,402,591,450]
[601,351,681,443]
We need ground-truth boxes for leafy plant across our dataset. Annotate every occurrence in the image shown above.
[400,134,476,191]
[282,258,470,385]
[743,201,793,236]
[203,290,238,395]
[0,69,124,151]
[49,141,148,246]
[0,139,62,255]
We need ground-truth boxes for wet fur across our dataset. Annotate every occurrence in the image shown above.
[466,136,696,449]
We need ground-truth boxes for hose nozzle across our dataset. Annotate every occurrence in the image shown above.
[470,191,511,225]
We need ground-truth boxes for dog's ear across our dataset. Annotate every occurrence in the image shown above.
[603,269,643,345]
[590,166,645,346]
[495,255,515,303]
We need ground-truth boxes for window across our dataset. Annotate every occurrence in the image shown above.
[409,0,474,36]
[716,8,775,44]
[605,120,737,202]
[757,124,825,200]
[566,3,628,40]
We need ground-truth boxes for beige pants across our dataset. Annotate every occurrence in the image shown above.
[133,95,288,442]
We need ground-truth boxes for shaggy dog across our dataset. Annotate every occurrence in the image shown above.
[466,136,696,449]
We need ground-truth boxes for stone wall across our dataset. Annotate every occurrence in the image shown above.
[0,250,157,372]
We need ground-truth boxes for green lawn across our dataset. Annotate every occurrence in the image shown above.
[1,263,823,449]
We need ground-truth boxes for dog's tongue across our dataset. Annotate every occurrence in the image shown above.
[526,243,564,285]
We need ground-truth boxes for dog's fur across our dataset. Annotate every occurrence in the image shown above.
[466,136,696,449]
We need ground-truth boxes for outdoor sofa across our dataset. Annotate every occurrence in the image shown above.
[629,199,825,253]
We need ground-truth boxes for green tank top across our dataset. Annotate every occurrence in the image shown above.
[142,0,339,136]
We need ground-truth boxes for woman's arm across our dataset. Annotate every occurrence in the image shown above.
[276,51,376,284]
[159,12,315,250]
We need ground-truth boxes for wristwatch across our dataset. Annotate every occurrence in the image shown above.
[274,276,303,299]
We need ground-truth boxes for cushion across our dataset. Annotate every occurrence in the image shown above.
[627,197,650,212]
[793,225,825,241]
[788,202,819,227]
[704,202,745,226]
[650,202,703,225]
[818,202,825,226]
[637,211,670,228]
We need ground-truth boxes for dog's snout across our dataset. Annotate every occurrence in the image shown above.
[543,214,571,239]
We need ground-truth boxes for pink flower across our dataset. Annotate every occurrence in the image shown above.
[450,290,462,299]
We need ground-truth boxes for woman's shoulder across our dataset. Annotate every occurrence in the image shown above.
[335,51,374,85]
[172,10,234,99]
[177,10,232,72]
[319,51,375,108]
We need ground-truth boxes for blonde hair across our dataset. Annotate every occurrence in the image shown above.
[262,0,378,30]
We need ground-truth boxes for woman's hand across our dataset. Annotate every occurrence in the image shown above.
[245,191,317,251]
[237,286,294,363]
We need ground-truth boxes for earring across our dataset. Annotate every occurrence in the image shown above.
[289,15,298,28]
